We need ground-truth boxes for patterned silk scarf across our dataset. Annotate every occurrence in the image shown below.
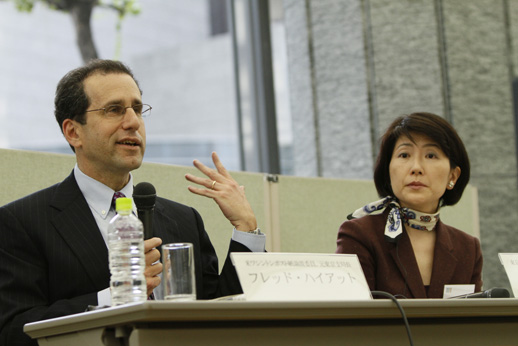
[348,196,440,243]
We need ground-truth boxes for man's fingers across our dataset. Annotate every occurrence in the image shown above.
[145,261,163,277]
[187,185,216,198]
[146,276,161,296]
[144,237,162,252]
[145,248,161,266]
[185,173,219,190]
[192,159,217,179]
[211,152,232,179]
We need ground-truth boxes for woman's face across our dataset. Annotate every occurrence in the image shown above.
[389,133,461,213]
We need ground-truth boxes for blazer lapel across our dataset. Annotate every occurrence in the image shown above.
[49,172,110,289]
[428,221,457,298]
[152,199,181,243]
[389,232,427,298]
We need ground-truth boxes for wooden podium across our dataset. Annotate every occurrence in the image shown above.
[24,299,518,346]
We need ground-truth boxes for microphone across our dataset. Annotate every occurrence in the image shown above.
[133,182,156,240]
[453,287,510,299]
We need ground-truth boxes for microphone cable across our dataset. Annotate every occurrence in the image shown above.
[371,290,414,346]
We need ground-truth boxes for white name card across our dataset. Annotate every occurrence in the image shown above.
[443,284,475,298]
[230,253,372,301]
[499,253,518,297]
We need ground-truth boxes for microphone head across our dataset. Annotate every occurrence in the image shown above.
[133,182,156,209]
[487,287,510,298]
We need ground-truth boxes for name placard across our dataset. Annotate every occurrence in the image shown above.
[499,253,518,297]
[230,253,372,301]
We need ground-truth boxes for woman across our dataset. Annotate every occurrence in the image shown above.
[336,112,482,298]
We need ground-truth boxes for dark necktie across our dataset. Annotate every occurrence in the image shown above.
[111,191,126,210]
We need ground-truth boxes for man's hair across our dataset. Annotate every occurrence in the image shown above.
[373,112,470,207]
[54,59,141,132]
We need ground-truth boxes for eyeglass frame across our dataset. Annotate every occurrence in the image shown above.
[85,103,152,119]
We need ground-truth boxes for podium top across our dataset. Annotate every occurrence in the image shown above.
[24,299,518,339]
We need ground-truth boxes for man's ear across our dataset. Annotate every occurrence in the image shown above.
[62,119,82,150]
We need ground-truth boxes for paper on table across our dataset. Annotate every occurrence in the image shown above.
[499,253,518,297]
[443,284,475,298]
[230,252,372,301]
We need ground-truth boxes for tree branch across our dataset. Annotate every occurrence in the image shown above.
[68,0,98,62]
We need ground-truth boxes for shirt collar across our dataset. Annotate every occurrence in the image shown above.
[74,164,136,219]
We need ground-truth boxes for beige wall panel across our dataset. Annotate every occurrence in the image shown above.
[1,149,479,268]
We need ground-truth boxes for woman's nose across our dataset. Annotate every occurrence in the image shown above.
[410,158,423,175]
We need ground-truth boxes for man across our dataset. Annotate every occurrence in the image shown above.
[0,59,265,345]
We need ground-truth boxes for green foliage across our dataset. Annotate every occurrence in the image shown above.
[9,0,142,18]
[7,0,142,61]
[12,0,36,12]
[104,0,141,60]
[100,0,141,19]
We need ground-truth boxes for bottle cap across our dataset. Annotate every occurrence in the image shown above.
[115,197,133,212]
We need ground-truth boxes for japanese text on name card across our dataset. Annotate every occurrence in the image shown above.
[230,253,372,301]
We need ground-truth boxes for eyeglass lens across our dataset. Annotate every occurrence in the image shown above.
[106,104,151,117]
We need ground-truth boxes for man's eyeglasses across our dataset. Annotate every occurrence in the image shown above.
[85,104,152,119]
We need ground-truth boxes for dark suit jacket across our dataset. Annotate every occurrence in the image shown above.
[0,172,247,345]
[336,209,483,298]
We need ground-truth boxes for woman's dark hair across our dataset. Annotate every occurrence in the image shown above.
[54,59,141,131]
[373,112,470,206]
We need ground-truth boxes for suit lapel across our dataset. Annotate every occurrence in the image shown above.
[428,221,457,298]
[389,232,427,298]
[153,199,181,243]
[50,172,110,289]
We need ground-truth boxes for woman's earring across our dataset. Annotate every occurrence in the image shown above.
[448,181,455,189]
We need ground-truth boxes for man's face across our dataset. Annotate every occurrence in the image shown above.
[72,72,146,184]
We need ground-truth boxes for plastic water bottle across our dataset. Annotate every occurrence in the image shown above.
[108,197,147,305]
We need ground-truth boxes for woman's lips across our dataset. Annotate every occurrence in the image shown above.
[407,181,426,189]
